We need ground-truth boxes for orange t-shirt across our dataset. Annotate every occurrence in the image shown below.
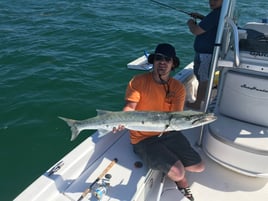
[125,72,186,144]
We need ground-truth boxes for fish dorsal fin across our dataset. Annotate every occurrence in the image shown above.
[96,109,113,116]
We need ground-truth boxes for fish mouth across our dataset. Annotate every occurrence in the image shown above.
[192,114,217,125]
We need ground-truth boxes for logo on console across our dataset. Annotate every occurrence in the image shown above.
[241,84,268,93]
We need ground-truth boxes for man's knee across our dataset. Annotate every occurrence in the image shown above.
[186,161,205,172]
[167,161,185,181]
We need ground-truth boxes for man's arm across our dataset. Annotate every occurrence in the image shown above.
[123,101,137,111]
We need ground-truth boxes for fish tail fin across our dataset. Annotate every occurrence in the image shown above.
[58,116,80,141]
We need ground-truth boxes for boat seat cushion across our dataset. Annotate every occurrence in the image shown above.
[218,70,268,127]
[209,114,268,152]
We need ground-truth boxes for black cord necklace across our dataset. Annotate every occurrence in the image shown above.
[158,74,170,97]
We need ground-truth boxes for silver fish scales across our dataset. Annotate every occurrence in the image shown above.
[59,110,217,141]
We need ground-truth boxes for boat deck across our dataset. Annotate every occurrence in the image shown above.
[14,126,268,201]
[181,128,268,201]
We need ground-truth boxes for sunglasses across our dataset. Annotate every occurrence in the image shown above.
[154,54,172,62]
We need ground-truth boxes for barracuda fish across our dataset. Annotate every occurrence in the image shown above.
[59,110,217,141]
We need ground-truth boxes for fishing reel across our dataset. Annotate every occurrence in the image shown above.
[93,174,112,200]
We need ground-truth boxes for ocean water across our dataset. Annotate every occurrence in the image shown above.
[0,0,267,200]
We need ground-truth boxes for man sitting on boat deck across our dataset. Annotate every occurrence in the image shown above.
[115,43,204,201]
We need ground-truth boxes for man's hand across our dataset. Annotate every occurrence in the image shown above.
[190,12,204,20]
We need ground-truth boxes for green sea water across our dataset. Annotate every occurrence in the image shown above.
[0,0,267,200]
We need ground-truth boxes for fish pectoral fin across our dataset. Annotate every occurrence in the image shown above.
[165,124,169,130]
[97,128,112,138]
[158,124,170,137]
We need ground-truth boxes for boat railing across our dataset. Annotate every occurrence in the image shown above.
[198,0,236,146]
[218,20,268,74]
[225,17,240,67]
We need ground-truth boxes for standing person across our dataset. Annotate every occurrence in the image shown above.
[186,0,223,110]
[116,43,204,201]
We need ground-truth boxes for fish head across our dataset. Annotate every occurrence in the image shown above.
[169,110,217,131]
[191,113,217,126]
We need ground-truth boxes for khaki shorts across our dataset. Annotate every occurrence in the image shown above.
[194,53,212,82]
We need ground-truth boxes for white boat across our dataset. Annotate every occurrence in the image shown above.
[127,54,153,71]
[15,0,268,200]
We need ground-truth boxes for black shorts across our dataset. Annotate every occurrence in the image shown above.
[133,131,202,174]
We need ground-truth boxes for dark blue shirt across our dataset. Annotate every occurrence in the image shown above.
[194,7,221,53]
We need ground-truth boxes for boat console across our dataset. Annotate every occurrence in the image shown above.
[203,22,268,177]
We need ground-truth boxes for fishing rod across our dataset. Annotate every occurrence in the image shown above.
[77,158,118,201]
[150,0,203,20]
